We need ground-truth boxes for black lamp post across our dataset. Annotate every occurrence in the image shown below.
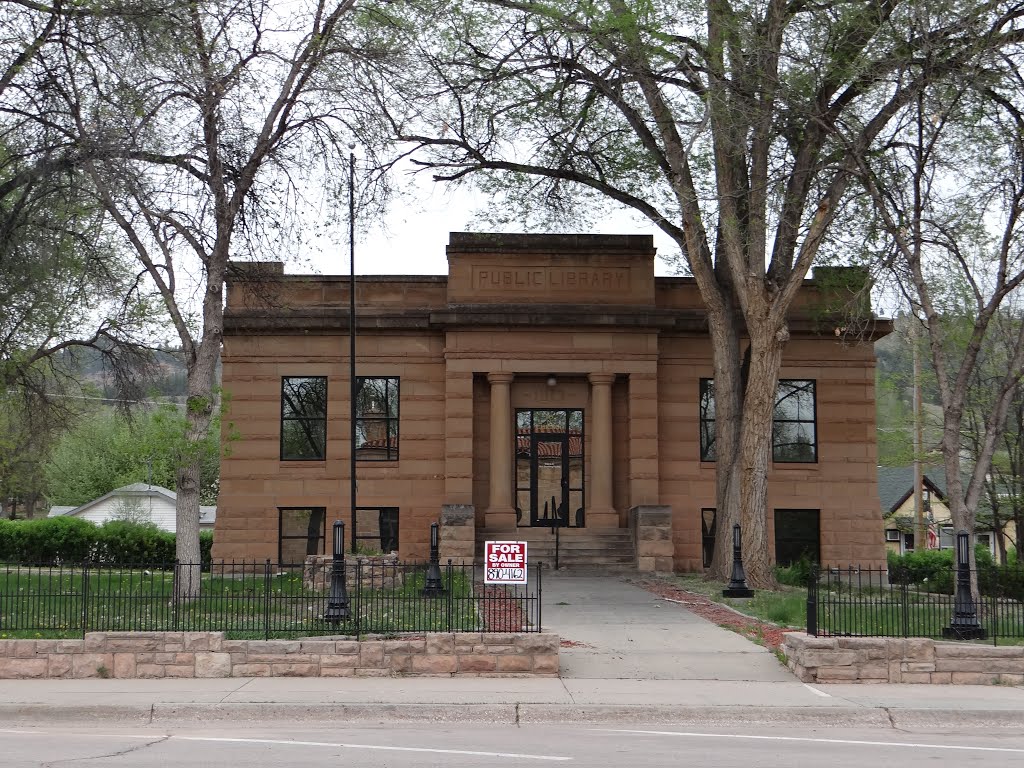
[722,523,754,598]
[942,530,986,640]
[422,522,445,596]
[324,520,350,623]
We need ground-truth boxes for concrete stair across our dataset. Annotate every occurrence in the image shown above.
[475,527,636,571]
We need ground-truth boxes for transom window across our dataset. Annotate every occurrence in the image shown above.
[280,376,327,461]
[699,378,818,463]
[355,377,399,461]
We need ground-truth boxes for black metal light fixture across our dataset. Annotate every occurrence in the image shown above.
[324,520,350,623]
[722,523,754,598]
[348,143,358,554]
[422,522,445,596]
[943,530,986,640]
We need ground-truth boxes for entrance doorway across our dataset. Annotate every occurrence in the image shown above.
[515,409,585,527]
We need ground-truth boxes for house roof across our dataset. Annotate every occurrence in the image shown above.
[48,483,216,524]
[877,466,947,515]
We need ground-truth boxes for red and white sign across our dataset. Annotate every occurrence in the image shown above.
[484,541,528,584]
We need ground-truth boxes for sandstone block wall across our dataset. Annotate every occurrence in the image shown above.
[302,554,403,591]
[630,505,672,572]
[0,632,559,679]
[782,633,1024,685]
[440,504,475,563]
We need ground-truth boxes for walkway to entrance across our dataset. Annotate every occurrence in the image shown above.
[541,573,795,681]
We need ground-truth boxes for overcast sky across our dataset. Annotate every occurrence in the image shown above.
[300,166,682,278]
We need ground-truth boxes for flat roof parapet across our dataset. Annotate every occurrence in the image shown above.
[447,231,655,254]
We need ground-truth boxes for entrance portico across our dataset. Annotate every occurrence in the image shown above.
[481,371,623,531]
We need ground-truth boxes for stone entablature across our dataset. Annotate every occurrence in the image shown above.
[782,633,1024,685]
[0,632,559,679]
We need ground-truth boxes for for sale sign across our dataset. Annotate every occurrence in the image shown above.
[484,541,528,584]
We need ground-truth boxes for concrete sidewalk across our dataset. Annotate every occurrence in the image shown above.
[541,573,791,680]
[1,573,1022,728]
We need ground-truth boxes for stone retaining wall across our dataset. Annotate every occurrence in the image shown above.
[0,632,559,679]
[782,633,1024,685]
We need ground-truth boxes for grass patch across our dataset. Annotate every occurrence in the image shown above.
[0,564,486,639]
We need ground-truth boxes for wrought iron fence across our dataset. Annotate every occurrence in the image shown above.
[807,565,1024,644]
[0,559,542,639]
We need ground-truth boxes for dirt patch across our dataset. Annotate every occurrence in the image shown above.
[631,578,794,651]
[559,639,592,648]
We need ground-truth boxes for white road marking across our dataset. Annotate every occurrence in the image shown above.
[802,683,831,697]
[0,729,571,761]
[178,736,571,761]
[593,728,1024,754]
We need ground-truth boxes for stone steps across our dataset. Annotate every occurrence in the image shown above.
[476,527,636,570]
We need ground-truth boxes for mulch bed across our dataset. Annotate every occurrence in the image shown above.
[630,577,793,651]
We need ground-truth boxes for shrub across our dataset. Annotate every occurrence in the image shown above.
[94,520,176,566]
[0,517,213,568]
[774,555,815,587]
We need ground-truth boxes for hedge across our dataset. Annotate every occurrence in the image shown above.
[886,546,1024,601]
[0,517,213,569]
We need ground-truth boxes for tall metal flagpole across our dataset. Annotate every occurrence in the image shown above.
[348,143,358,553]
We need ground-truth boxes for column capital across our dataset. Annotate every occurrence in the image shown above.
[588,372,616,387]
[487,372,515,385]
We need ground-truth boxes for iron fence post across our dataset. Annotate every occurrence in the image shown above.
[263,559,272,641]
[806,565,817,636]
[536,561,543,632]
[354,558,362,635]
[81,560,90,638]
[446,559,453,632]
[901,581,909,638]
[172,560,181,632]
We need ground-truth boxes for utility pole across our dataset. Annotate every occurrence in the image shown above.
[913,315,926,551]
[348,143,358,554]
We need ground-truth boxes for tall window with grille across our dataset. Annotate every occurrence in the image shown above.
[355,377,399,461]
[280,376,327,461]
[699,378,817,463]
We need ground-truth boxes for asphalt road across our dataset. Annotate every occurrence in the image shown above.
[4,722,1024,767]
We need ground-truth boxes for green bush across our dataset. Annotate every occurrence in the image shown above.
[0,517,212,567]
[774,555,815,587]
[200,530,214,571]
[94,520,176,566]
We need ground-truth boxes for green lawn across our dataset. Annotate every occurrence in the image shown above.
[654,572,1024,644]
[0,565,486,639]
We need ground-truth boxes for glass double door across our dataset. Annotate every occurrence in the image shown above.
[515,409,585,527]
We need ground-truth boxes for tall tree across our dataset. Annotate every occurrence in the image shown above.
[862,63,1024,574]
[27,0,366,596]
[362,0,1024,583]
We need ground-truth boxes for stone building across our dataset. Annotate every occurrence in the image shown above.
[213,232,888,571]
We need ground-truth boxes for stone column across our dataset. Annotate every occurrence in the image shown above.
[587,373,617,527]
[486,372,516,528]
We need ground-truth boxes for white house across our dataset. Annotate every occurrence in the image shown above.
[47,483,216,533]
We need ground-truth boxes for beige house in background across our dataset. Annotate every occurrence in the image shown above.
[879,466,1015,558]
[213,232,890,571]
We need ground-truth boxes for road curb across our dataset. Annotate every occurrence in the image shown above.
[3,702,1023,728]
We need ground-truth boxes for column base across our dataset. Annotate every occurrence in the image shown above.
[485,506,519,530]
[585,508,619,528]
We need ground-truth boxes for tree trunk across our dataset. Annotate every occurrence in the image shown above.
[174,335,220,601]
[737,324,785,589]
[706,305,744,581]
